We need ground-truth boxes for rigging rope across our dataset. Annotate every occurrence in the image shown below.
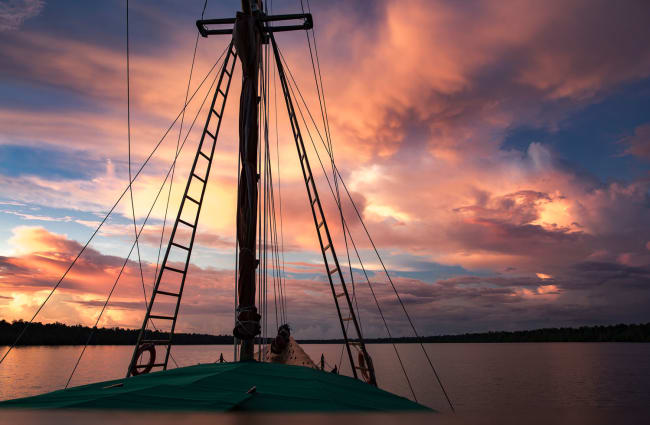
[65,63,222,388]
[277,60,411,394]
[154,0,208,294]
[264,95,284,332]
[125,0,179,369]
[295,4,363,339]
[259,18,288,342]
[147,1,209,364]
[234,141,241,361]
[125,0,149,311]
[256,55,263,359]
[266,43,287,329]
[145,0,210,369]
[262,36,271,351]
[280,51,418,399]
[0,50,226,367]
[272,54,289,326]
[277,45,454,409]
[301,0,362,342]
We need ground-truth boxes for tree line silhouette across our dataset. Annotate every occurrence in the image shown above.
[0,320,232,346]
[301,323,650,343]
[1,320,648,346]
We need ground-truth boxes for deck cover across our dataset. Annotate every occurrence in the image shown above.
[0,362,430,412]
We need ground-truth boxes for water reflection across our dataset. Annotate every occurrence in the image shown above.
[1,343,649,412]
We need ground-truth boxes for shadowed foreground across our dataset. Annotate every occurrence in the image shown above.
[0,362,428,412]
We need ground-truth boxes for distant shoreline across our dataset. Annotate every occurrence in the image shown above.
[1,320,648,346]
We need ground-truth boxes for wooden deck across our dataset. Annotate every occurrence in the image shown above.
[256,336,319,369]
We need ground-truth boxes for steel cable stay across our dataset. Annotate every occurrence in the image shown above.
[272,49,289,326]
[146,0,210,368]
[154,0,209,296]
[263,42,271,357]
[275,45,356,372]
[265,121,280,334]
[271,33,377,386]
[123,5,177,370]
[125,0,149,313]
[264,39,287,356]
[300,0,333,151]
[266,27,272,354]
[279,47,423,402]
[275,48,364,342]
[124,0,213,371]
[0,49,227,367]
[262,45,271,354]
[279,47,418,402]
[283,62,363,375]
[298,0,359,335]
[125,1,178,369]
[277,44,455,412]
[262,154,285,334]
[261,41,287,338]
[257,54,265,359]
[268,172,280,336]
[233,153,241,362]
[275,46,365,362]
[265,0,288,332]
[65,66,221,388]
[266,143,286,327]
[262,92,285,338]
[128,1,218,371]
[127,43,237,376]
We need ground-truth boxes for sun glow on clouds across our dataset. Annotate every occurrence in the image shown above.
[537,284,559,294]
[365,204,412,223]
[0,0,650,333]
[9,226,70,256]
[533,196,578,232]
[0,226,585,336]
[513,284,559,300]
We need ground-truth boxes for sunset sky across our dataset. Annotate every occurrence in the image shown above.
[0,0,649,339]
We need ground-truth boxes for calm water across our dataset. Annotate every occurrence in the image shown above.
[1,343,649,412]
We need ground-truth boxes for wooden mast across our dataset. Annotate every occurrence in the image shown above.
[195,1,312,364]
[232,0,263,361]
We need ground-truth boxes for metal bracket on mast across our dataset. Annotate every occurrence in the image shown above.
[196,13,312,36]
[269,33,377,386]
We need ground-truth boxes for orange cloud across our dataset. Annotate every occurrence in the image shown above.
[1,1,650,335]
[1,226,602,337]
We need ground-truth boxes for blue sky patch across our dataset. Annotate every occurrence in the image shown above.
[0,144,104,180]
[502,78,650,183]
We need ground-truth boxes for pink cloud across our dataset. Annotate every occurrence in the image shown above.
[5,226,627,337]
[0,0,43,31]
[1,1,650,335]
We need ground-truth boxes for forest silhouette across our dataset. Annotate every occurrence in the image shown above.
[1,320,648,345]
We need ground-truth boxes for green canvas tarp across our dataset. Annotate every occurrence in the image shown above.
[0,362,431,412]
